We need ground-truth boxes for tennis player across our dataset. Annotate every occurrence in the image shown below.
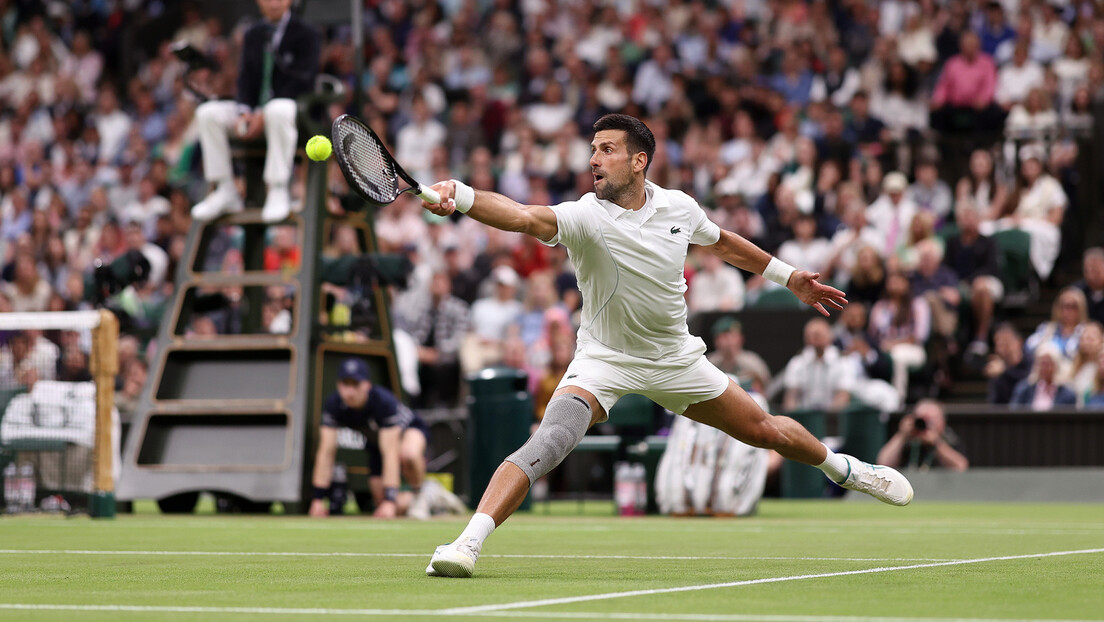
[421,114,913,578]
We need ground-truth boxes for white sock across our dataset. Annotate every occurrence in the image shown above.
[217,179,236,193]
[456,512,496,549]
[816,444,850,484]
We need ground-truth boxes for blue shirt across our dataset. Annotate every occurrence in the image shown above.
[321,385,414,432]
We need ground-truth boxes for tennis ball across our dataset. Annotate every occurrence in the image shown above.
[306,135,332,161]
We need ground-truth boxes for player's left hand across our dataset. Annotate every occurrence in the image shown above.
[789,271,848,317]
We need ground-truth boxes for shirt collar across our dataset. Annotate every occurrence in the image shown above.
[598,180,669,222]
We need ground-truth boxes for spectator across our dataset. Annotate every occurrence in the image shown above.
[1069,322,1103,405]
[2,253,51,312]
[1005,87,1059,137]
[824,196,882,285]
[782,318,853,413]
[908,160,953,226]
[396,95,447,182]
[995,41,1045,110]
[943,202,1002,355]
[978,1,1016,57]
[930,31,1002,132]
[866,172,918,260]
[846,244,887,307]
[462,265,523,373]
[986,323,1032,405]
[877,400,969,471]
[1025,287,1088,361]
[909,239,960,346]
[632,43,676,114]
[1010,343,1077,409]
[773,213,831,288]
[397,271,469,408]
[981,145,1065,280]
[956,148,1008,223]
[871,60,928,140]
[707,317,771,394]
[190,0,321,224]
[1073,248,1104,325]
[810,46,861,108]
[869,270,932,401]
[687,247,745,313]
[1085,350,1104,408]
[833,301,894,385]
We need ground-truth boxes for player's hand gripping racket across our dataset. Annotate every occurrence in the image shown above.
[331,114,441,206]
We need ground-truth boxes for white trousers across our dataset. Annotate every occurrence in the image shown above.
[888,343,927,401]
[195,98,298,186]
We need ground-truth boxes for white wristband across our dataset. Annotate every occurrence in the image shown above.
[450,179,474,214]
[763,256,796,287]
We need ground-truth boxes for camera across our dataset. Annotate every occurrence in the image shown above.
[913,417,927,431]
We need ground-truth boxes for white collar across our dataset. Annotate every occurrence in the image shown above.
[598,180,669,222]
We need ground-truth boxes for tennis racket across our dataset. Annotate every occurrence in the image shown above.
[331,114,441,206]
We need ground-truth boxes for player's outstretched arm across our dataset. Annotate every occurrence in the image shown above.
[421,180,558,242]
[705,229,848,317]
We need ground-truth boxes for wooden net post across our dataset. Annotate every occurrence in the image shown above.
[89,309,118,518]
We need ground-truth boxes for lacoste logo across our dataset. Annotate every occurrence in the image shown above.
[566,373,578,379]
[670,226,681,234]
[530,459,541,467]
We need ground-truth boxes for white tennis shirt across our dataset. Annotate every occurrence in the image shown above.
[542,181,721,363]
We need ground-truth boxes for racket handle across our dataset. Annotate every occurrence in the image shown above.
[415,186,441,204]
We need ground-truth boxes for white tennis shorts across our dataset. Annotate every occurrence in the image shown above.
[556,350,731,420]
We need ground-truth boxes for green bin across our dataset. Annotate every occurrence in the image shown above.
[841,403,887,463]
[466,367,533,511]
[780,408,827,498]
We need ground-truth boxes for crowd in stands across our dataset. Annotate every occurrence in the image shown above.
[2,0,1104,419]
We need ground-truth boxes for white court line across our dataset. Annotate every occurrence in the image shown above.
[0,605,1100,622]
[0,549,954,562]
[440,547,1104,615]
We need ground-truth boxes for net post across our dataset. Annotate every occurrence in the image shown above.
[89,309,118,518]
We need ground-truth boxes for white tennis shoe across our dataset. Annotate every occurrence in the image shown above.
[426,537,480,578]
[192,183,243,222]
[836,455,914,506]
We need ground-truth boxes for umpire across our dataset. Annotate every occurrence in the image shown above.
[192,0,321,223]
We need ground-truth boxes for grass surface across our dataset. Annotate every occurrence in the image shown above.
[2,500,1103,621]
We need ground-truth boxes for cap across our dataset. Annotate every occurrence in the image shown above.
[337,357,370,382]
[492,265,519,287]
[712,316,742,336]
[882,172,908,193]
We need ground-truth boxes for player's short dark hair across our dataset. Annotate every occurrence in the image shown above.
[593,114,656,173]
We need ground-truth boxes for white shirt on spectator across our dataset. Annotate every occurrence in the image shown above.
[783,345,855,410]
[777,236,833,278]
[995,60,1044,107]
[95,109,132,165]
[688,265,745,313]
[469,296,523,342]
[395,118,446,182]
[866,194,918,257]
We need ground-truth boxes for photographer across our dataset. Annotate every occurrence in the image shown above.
[877,400,969,471]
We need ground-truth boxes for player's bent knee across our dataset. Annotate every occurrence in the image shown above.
[505,394,591,484]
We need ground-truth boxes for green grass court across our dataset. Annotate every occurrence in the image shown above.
[2,500,1103,621]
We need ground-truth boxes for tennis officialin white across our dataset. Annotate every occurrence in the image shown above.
[837,455,914,506]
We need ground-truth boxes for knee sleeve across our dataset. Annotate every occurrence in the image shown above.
[506,394,591,484]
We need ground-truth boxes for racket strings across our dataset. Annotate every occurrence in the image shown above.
[334,121,399,204]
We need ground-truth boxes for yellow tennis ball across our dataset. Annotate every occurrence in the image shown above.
[306,135,332,161]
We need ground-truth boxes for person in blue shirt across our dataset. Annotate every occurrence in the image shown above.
[309,357,432,519]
